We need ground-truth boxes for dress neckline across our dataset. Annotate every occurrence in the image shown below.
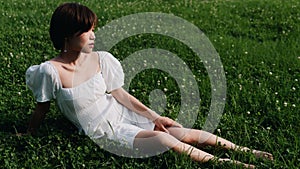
[46,61,102,91]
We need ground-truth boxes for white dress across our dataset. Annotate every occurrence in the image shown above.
[26,51,155,150]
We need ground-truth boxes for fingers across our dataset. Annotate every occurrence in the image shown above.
[161,125,169,133]
[172,121,183,128]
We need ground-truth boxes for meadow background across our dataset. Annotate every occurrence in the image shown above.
[0,0,299,168]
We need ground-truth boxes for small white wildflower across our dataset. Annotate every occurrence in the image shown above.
[295,79,298,82]
[131,89,135,93]
[217,129,221,133]
[163,88,168,92]
[267,127,271,130]
[276,100,279,103]
[10,52,13,57]
[269,72,273,75]
[247,111,251,115]
[284,102,288,107]
[18,92,21,95]
[238,74,242,79]
[245,51,248,54]
[275,92,278,95]
[292,87,296,91]
[292,104,296,107]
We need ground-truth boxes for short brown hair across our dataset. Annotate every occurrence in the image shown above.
[49,3,97,50]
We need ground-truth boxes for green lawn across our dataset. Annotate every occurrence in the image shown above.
[0,0,299,168]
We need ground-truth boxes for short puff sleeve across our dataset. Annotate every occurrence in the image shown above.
[98,51,124,92]
[25,62,59,102]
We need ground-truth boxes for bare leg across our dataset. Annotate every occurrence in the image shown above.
[134,130,255,168]
[166,127,273,160]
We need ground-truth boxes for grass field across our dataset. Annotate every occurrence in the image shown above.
[0,0,299,168]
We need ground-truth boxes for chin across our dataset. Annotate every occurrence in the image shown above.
[81,49,93,54]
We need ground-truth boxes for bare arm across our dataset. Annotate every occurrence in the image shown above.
[27,101,50,135]
[111,88,160,121]
[111,88,182,132]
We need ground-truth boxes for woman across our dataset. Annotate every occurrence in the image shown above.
[25,2,273,168]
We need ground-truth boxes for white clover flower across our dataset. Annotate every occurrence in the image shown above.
[247,111,251,115]
[238,74,242,79]
[292,87,296,91]
[245,51,248,54]
[292,104,296,107]
[269,72,273,75]
[217,129,221,133]
[284,102,288,107]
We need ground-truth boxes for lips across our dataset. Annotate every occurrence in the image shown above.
[89,43,94,48]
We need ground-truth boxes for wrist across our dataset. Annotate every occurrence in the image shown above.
[147,109,161,122]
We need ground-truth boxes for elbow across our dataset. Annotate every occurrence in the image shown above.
[36,101,51,114]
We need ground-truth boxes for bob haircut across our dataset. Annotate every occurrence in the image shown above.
[49,3,97,50]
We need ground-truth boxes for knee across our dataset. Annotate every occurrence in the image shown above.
[151,131,181,147]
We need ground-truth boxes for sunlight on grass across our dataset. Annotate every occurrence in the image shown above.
[0,0,299,168]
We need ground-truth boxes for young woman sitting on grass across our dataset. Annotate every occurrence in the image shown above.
[24,2,273,168]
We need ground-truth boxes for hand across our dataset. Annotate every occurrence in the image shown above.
[15,132,30,137]
[15,129,35,137]
[154,116,183,133]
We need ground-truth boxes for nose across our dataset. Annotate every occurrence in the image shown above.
[90,31,96,40]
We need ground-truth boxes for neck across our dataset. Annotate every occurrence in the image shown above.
[59,50,82,65]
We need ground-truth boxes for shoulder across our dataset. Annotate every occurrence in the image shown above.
[96,51,120,64]
[26,61,57,78]
[26,62,55,73]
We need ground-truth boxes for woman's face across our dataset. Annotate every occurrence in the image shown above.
[68,27,95,53]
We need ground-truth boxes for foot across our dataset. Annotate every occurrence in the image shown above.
[239,147,274,161]
[252,150,274,160]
